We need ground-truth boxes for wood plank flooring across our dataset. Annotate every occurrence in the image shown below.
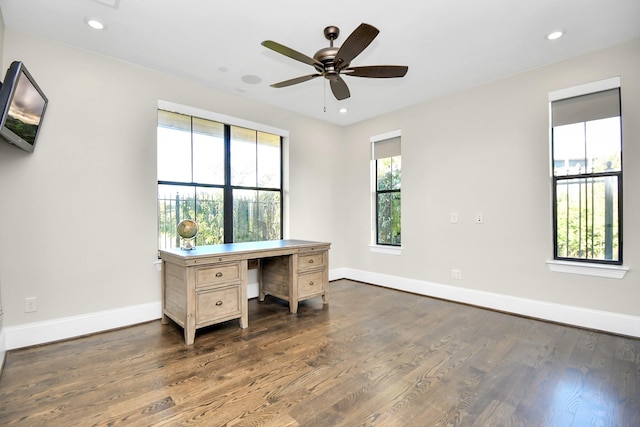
[0,279,638,426]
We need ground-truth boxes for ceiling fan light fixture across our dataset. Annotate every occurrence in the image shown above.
[339,108,348,114]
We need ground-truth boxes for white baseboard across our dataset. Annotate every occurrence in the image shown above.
[3,268,638,350]
[339,268,640,338]
[4,302,162,350]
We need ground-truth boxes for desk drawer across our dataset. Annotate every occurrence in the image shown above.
[298,270,325,298]
[196,262,240,287]
[196,285,241,324]
[298,252,325,271]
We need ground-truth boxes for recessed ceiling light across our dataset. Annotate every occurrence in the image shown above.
[547,30,564,40]
[339,108,348,114]
[86,18,105,30]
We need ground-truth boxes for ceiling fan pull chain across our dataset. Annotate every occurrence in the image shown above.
[323,79,327,112]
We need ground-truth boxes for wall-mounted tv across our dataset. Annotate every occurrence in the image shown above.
[0,61,48,153]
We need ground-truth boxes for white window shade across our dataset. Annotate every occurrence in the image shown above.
[373,136,401,160]
[552,88,620,127]
[158,109,191,131]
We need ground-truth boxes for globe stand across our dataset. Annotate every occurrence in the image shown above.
[180,237,196,251]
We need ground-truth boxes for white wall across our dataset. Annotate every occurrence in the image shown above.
[0,30,344,340]
[341,39,639,329]
[0,29,638,348]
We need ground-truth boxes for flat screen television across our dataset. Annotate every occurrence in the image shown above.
[0,61,48,152]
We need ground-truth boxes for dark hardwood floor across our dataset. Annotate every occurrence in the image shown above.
[1,279,638,426]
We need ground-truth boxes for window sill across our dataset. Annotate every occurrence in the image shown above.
[369,245,403,255]
[546,260,629,279]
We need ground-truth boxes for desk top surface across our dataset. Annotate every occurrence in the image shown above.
[160,239,330,261]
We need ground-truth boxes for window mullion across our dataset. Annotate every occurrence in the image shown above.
[564,180,569,257]
[223,124,233,243]
[190,116,195,184]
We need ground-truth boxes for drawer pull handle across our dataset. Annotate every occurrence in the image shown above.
[309,281,314,286]
[308,259,314,263]
[216,301,223,306]
[215,272,223,277]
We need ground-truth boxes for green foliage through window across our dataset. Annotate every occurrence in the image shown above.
[376,156,401,246]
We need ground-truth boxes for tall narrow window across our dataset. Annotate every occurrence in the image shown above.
[157,109,283,250]
[372,133,401,246]
[550,79,622,264]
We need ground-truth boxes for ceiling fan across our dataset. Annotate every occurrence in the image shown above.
[261,23,408,101]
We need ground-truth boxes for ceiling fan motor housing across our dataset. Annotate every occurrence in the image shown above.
[314,46,343,79]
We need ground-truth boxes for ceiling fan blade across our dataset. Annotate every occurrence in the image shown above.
[330,76,350,100]
[262,40,323,70]
[343,65,408,78]
[334,23,379,69]
[270,74,321,88]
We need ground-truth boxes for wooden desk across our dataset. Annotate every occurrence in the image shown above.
[159,239,331,345]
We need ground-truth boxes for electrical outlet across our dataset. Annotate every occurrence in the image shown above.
[475,212,484,224]
[25,297,37,313]
[450,212,458,224]
[451,269,462,280]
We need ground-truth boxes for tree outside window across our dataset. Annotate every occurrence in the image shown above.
[376,156,401,245]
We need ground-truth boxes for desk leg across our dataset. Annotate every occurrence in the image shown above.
[240,259,249,328]
[258,260,266,302]
[161,260,169,324]
[185,324,195,346]
[185,267,196,345]
[289,254,298,313]
[322,250,329,305]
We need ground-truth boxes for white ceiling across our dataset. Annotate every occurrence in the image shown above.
[1,0,639,126]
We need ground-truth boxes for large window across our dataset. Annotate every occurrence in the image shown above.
[550,79,622,264]
[157,109,283,250]
[372,133,401,246]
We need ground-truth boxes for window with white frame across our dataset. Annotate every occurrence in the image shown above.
[157,107,285,251]
[371,131,401,247]
[550,78,622,264]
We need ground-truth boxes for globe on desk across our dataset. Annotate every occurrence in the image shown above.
[177,219,198,250]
